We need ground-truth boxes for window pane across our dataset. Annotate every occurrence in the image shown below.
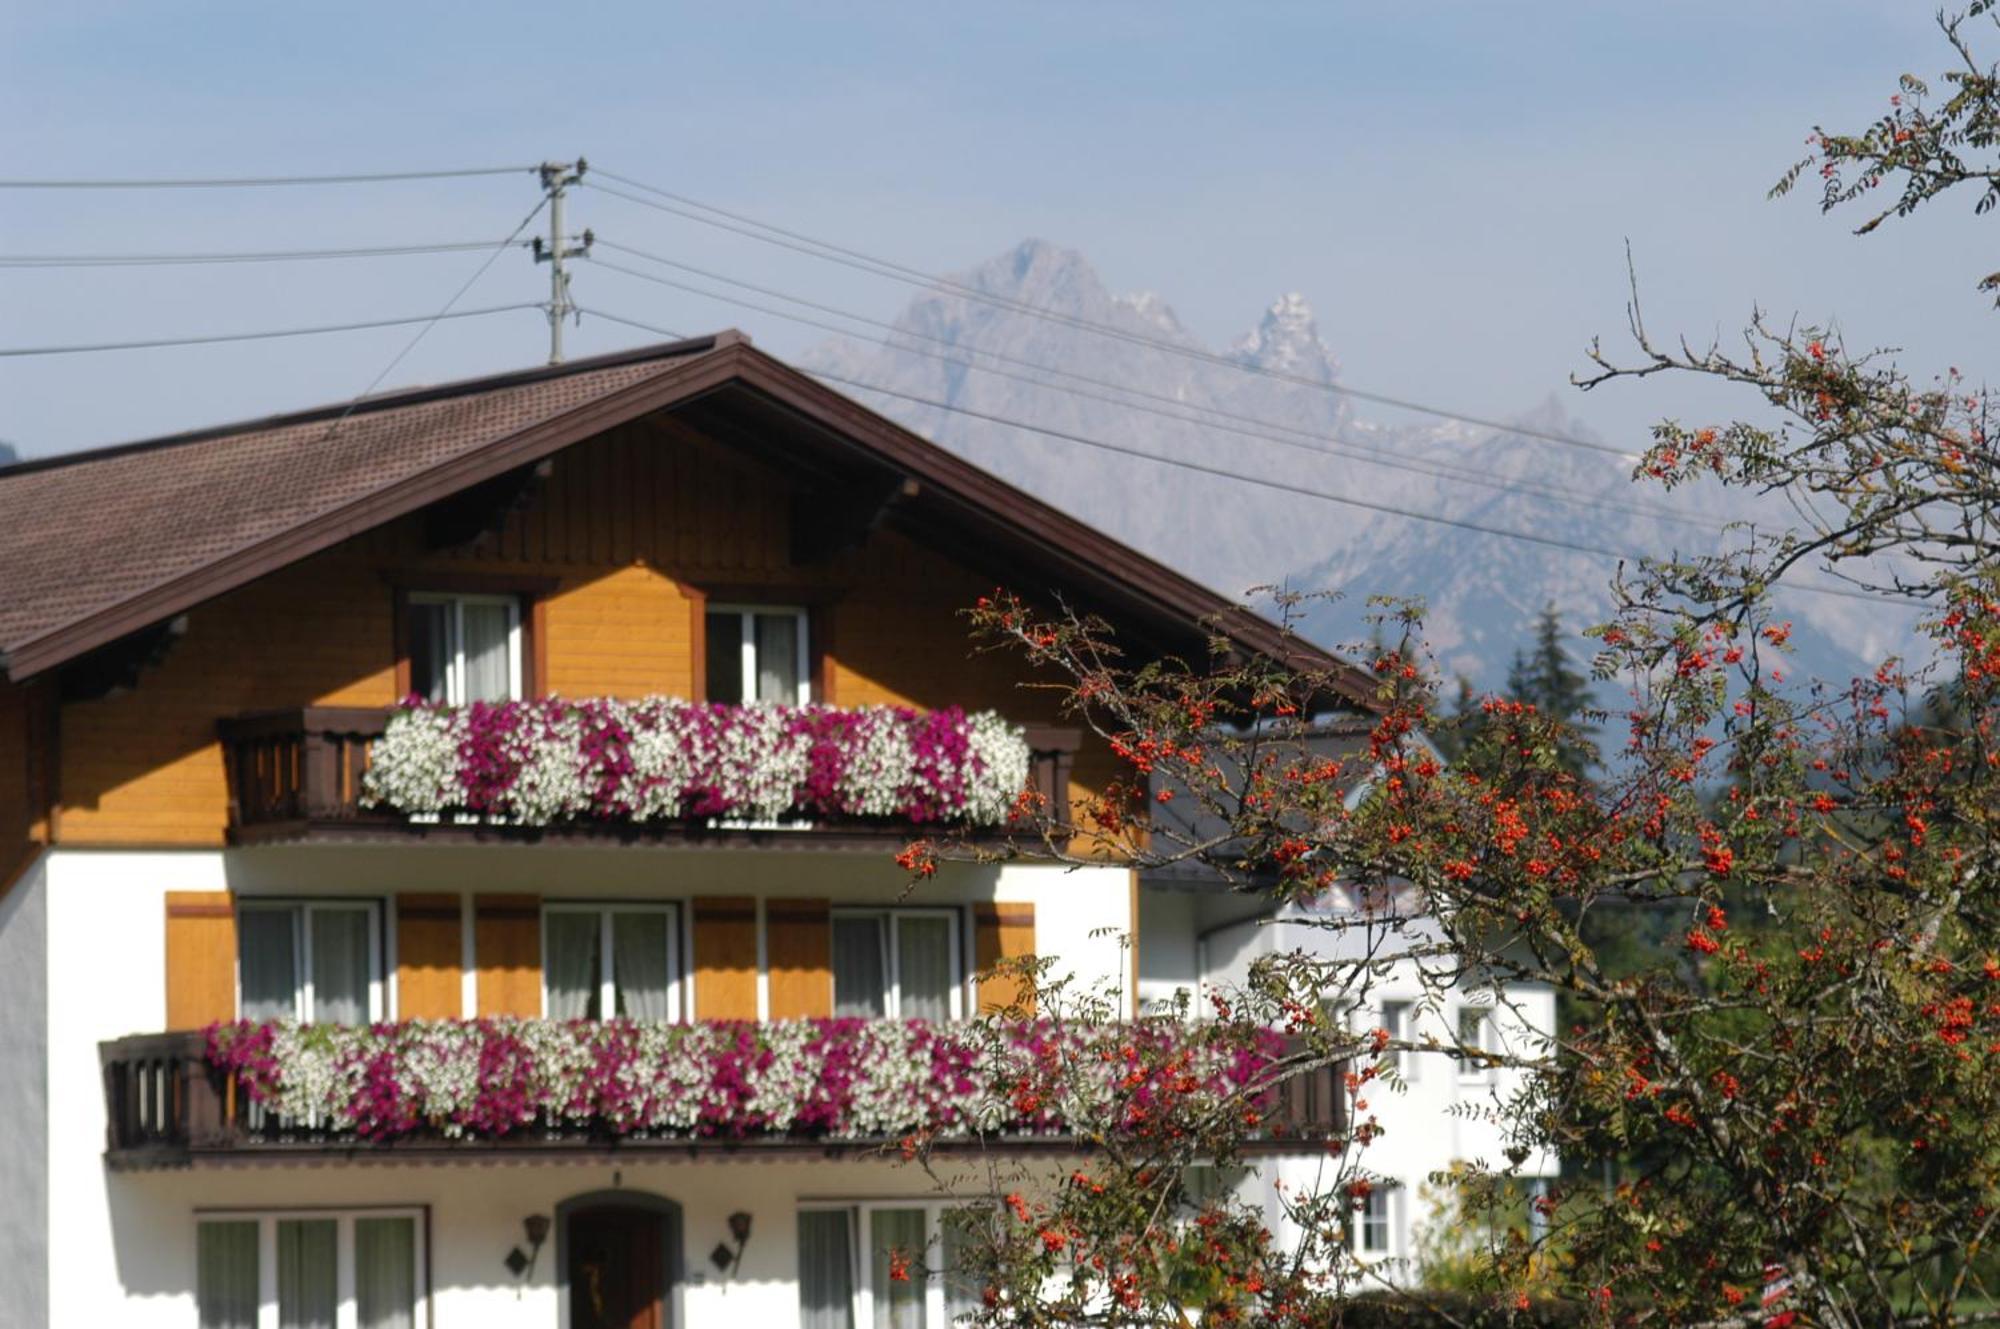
[755,612,801,703]
[1383,1001,1418,1082]
[239,907,299,1021]
[612,912,674,1019]
[277,1218,338,1329]
[798,1210,856,1329]
[544,913,602,1020]
[197,1220,260,1329]
[870,1208,928,1329]
[355,1216,417,1329]
[407,600,452,704]
[460,600,515,704]
[309,908,370,1025]
[895,917,953,1022]
[832,916,887,1018]
[940,1208,984,1323]
[705,612,744,705]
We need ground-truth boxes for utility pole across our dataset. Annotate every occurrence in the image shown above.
[533,159,592,365]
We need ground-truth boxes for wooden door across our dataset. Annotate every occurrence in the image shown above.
[568,1205,665,1329]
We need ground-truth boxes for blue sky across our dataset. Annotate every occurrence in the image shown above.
[1,1,1988,459]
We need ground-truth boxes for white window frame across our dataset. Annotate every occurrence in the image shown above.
[1350,1184,1400,1258]
[831,908,964,1021]
[802,1200,978,1329]
[407,591,523,705]
[196,1205,430,1329]
[1455,1001,1496,1086]
[1380,998,1421,1083]
[708,603,811,705]
[539,902,683,1022]
[236,900,384,1023]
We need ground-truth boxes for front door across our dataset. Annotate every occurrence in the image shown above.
[568,1204,665,1329]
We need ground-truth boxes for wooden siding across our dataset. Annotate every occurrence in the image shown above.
[395,892,463,1019]
[48,418,1118,846]
[474,893,541,1017]
[164,890,237,1029]
[973,901,1037,1016]
[692,895,759,1020]
[765,897,832,1019]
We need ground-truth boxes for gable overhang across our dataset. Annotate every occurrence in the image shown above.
[5,340,1376,707]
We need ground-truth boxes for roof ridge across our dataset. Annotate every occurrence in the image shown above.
[0,332,734,480]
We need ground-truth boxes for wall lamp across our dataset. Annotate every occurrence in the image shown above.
[505,1213,553,1285]
[710,1210,753,1279]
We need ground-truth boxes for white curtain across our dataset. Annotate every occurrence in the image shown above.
[939,1209,981,1324]
[460,600,513,704]
[895,918,953,1022]
[197,1221,259,1329]
[832,916,886,1018]
[545,912,601,1019]
[239,907,299,1021]
[613,912,674,1019]
[797,1209,856,1329]
[354,1217,416,1329]
[755,612,799,702]
[309,908,369,1025]
[870,1209,928,1329]
[277,1219,337,1329]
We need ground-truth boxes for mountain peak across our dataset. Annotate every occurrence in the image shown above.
[968,238,1097,296]
[1233,292,1339,383]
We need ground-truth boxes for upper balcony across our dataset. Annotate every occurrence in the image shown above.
[100,1020,1346,1170]
[219,701,1080,849]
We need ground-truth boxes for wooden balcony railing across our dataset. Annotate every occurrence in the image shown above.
[100,1029,1346,1171]
[217,707,1082,847]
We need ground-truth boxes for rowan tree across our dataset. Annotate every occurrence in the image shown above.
[910,9,2000,1326]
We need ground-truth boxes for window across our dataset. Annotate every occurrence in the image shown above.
[1381,999,1421,1083]
[799,1204,983,1329]
[238,901,382,1023]
[407,592,521,705]
[706,606,809,705]
[542,904,681,1020]
[1456,1003,1494,1084]
[1352,1184,1396,1257]
[831,910,961,1021]
[197,1209,426,1329]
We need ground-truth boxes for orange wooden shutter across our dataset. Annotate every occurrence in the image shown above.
[474,894,541,1017]
[165,891,237,1029]
[974,901,1037,1015]
[766,898,831,1019]
[693,895,758,1020]
[396,893,463,1019]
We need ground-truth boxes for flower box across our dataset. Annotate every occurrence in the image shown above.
[360,697,1030,829]
[202,1018,1286,1145]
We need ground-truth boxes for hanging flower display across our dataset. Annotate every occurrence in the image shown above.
[360,697,1031,828]
[203,1018,1287,1144]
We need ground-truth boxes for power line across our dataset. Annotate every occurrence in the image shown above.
[577,304,1905,610]
[586,167,1635,461]
[0,166,536,189]
[0,239,518,268]
[585,240,1723,534]
[0,304,543,357]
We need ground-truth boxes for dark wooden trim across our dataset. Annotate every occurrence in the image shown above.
[683,582,844,607]
[379,571,562,596]
[5,339,1374,709]
[809,603,833,705]
[391,586,412,701]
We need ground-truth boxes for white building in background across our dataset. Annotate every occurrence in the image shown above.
[0,335,1366,1328]
[1139,731,1560,1278]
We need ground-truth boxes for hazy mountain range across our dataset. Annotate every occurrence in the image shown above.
[805,240,1915,693]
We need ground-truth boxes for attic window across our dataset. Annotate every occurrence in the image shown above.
[407,592,521,705]
[705,606,809,705]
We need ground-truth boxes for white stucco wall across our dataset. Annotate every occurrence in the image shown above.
[1142,891,1559,1275]
[38,846,1132,1326]
[0,853,48,1326]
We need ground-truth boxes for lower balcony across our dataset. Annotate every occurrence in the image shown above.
[101,1020,1345,1170]
[219,702,1081,848]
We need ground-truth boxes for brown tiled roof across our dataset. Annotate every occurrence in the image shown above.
[0,337,725,676]
[0,332,1375,705]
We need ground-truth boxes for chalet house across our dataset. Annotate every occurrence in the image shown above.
[0,333,1367,1329]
